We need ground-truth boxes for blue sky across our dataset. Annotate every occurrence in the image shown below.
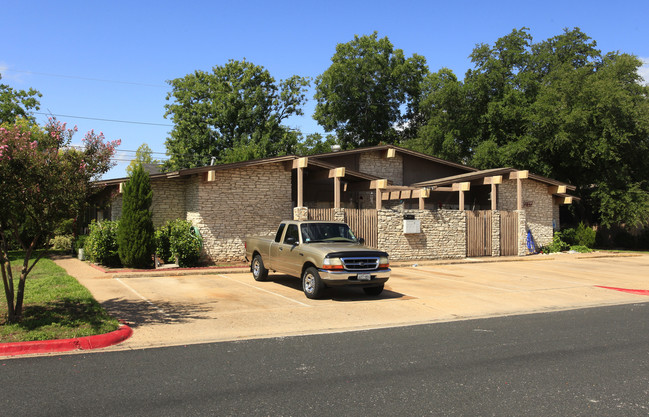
[2,0,648,179]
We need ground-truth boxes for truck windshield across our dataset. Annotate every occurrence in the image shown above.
[301,223,358,243]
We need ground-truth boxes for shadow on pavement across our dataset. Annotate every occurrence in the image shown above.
[101,298,212,328]
[264,274,408,302]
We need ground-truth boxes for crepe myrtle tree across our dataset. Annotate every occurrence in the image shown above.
[0,118,120,323]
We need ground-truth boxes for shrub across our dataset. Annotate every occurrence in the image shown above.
[154,224,173,263]
[117,164,155,268]
[49,235,74,251]
[85,220,121,267]
[541,232,570,253]
[168,219,203,267]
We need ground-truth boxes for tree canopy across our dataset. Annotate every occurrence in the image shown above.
[405,27,649,227]
[314,32,428,148]
[0,74,42,124]
[126,143,159,176]
[163,60,310,170]
[0,118,120,322]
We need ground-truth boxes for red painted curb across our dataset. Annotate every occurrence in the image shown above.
[595,286,649,296]
[0,325,133,357]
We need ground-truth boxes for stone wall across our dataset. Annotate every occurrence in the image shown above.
[377,208,466,260]
[498,179,554,250]
[151,178,187,227]
[359,151,403,185]
[188,163,293,262]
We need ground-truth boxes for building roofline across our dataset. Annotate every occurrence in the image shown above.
[308,144,477,173]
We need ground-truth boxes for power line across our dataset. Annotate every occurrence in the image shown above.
[2,69,168,88]
[35,112,173,127]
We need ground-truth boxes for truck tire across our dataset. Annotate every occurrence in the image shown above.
[251,254,268,281]
[302,267,324,299]
[363,284,384,296]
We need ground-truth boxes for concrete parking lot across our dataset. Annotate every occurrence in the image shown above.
[55,253,649,351]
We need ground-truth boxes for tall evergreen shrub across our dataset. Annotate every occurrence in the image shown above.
[117,163,155,268]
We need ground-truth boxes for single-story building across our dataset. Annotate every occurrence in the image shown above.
[92,145,576,262]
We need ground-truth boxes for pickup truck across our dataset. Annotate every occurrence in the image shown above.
[245,220,390,299]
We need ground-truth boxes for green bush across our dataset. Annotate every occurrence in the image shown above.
[558,223,596,248]
[154,224,173,263]
[49,235,74,251]
[85,220,121,267]
[168,219,203,267]
[541,232,570,253]
[117,163,155,268]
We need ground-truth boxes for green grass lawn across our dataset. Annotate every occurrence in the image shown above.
[1,252,119,343]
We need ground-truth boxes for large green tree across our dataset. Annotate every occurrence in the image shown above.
[407,28,649,227]
[0,74,42,124]
[314,32,429,148]
[1,118,119,322]
[117,163,154,268]
[163,60,310,170]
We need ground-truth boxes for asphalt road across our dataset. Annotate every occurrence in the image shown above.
[3,303,649,416]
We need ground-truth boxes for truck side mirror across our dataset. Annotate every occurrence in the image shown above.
[358,237,365,245]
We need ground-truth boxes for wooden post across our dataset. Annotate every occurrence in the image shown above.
[371,179,388,210]
[491,183,497,211]
[517,178,522,211]
[329,167,345,210]
[293,157,308,207]
[453,182,470,211]
[418,188,429,210]
[297,167,303,207]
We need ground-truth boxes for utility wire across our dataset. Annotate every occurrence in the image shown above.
[35,112,173,127]
[2,69,168,88]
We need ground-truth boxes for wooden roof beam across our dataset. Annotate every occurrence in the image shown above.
[548,185,567,195]
[508,170,529,180]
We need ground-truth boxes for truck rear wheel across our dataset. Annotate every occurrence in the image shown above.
[302,267,324,299]
[251,254,268,281]
[363,284,384,296]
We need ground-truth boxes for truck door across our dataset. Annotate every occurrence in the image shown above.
[273,223,301,276]
[267,223,286,270]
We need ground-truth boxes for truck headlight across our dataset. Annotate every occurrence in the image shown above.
[322,257,344,270]
[379,256,389,269]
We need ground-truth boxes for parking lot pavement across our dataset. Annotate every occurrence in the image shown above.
[55,253,649,352]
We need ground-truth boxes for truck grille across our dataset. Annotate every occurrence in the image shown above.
[341,257,379,271]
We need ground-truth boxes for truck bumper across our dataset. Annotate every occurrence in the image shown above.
[317,269,391,287]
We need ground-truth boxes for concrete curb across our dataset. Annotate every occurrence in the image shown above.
[0,324,133,357]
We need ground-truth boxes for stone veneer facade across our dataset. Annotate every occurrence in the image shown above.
[498,179,553,252]
[377,208,466,260]
[188,163,293,262]
[111,163,293,263]
[359,151,403,185]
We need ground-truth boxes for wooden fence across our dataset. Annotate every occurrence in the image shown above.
[307,208,378,249]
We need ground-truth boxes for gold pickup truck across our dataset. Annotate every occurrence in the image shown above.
[245,220,390,299]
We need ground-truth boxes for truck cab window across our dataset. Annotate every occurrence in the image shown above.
[284,224,299,244]
[274,224,286,243]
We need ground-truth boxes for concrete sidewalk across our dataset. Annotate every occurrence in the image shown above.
[51,252,649,353]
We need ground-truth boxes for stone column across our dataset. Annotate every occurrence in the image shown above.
[491,210,501,257]
[293,207,308,221]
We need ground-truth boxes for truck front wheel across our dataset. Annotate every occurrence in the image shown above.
[302,267,324,299]
[251,254,268,281]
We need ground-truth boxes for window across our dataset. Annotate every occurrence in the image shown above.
[274,224,286,243]
[283,224,299,244]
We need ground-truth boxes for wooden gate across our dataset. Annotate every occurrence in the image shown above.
[307,208,335,221]
[307,208,378,249]
[466,211,492,257]
[500,211,518,256]
[345,209,378,249]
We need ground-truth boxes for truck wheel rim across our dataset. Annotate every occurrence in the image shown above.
[253,260,260,277]
[304,274,315,293]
